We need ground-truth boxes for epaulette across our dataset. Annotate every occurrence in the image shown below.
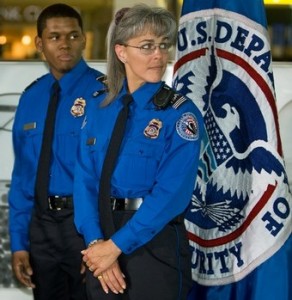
[23,74,47,93]
[22,79,38,93]
[152,83,187,110]
[93,75,108,97]
[96,74,107,86]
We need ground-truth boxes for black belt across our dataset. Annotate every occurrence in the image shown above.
[111,197,143,211]
[48,196,73,210]
[110,197,184,224]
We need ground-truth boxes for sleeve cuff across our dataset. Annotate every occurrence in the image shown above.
[80,220,104,246]
[10,232,29,253]
[111,221,157,254]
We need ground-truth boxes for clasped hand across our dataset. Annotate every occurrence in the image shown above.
[82,239,126,295]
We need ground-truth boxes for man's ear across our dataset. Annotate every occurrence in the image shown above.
[82,33,86,50]
[35,36,43,53]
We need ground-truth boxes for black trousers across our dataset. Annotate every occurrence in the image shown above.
[29,209,87,300]
[86,211,192,300]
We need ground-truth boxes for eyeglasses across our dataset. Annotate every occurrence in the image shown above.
[122,42,172,55]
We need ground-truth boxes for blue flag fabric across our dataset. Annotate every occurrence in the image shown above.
[172,0,292,299]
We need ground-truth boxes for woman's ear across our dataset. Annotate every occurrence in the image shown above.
[115,44,127,63]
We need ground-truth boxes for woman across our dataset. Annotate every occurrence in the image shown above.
[73,4,204,299]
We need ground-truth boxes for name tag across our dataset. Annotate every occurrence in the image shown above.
[23,122,36,130]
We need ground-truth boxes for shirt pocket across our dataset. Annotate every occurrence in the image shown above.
[89,136,109,178]
[56,130,80,167]
[113,139,165,190]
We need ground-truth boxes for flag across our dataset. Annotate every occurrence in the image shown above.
[172,0,292,299]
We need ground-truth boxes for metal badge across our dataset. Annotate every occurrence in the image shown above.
[143,119,162,139]
[71,97,86,117]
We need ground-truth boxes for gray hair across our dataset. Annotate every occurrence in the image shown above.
[103,4,177,105]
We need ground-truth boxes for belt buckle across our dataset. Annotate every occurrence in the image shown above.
[111,197,125,211]
[111,197,117,210]
[124,198,143,210]
[48,196,63,211]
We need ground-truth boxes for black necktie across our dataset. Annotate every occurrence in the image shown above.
[35,81,60,214]
[99,94,133,238]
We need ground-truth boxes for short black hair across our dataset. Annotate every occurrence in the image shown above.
[37,3,83,37]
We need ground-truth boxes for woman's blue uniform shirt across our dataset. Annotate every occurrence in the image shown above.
[8,58,105,252]
[74,81,204,254]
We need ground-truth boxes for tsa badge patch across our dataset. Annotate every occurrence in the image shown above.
[71,97,86,117]
[144,119,162,139]
[176,112,198,141]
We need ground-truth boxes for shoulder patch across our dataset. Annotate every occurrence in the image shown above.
[176,112,199,141]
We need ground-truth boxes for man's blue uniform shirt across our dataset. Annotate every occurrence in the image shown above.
[74,81,204,254]
[9,58,105,252]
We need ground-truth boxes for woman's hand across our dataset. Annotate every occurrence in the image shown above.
[82,239,126,294]
[96,261,126,294]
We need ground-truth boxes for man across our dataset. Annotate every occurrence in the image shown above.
[8,4,105,300]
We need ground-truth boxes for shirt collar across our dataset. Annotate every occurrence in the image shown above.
[50,58,88,95]
[120,80,164,109]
